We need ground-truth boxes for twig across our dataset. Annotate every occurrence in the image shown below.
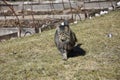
[2,0,21,37]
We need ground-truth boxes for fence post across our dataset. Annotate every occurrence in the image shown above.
[22,0,25,19]
[62,0,65,10]
[68,0,73,20]
[74,0,82,21]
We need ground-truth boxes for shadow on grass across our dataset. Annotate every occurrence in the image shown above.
[68,44,86,58]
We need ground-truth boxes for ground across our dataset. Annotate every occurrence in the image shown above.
[0,10,120,80]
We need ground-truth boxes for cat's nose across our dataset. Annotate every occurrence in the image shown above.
[61,39,65,42]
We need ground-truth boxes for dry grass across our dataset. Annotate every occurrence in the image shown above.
[0,10,120,80]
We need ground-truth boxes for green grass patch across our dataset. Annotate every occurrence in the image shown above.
[0,10,120,80]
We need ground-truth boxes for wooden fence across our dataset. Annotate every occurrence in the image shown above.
[0,32,18,41]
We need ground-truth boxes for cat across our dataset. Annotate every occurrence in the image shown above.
[54,20,77,60]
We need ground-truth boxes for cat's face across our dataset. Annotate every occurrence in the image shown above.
[57,25,70,42]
